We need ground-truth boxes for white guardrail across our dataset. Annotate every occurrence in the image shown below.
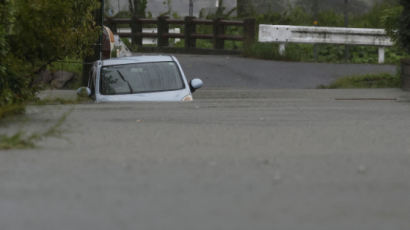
[258,25,394,64]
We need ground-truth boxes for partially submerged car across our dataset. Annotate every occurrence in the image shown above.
[78,56,203,102]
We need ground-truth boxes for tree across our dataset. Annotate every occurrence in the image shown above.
[129,0,147,18]
[0,0,100,106]
[237,0,254,18]
[0,0,26,106]
[159,0,172,17]
[295,0,367,15]
[10,0,99,66]
[397,0,410,53]
[215,0,236,19]
[382,0,410,53]
[216,0,225,17]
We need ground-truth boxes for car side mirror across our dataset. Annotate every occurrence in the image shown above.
[190,78,203,93]
[76,87,92,97]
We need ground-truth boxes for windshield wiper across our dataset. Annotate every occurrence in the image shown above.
[117,70,134,94]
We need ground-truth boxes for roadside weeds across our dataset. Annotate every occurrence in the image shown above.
[318,73,400,89]
[0,108,73,150]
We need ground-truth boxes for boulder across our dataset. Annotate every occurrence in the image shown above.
[33,70,54,85]
[51,71,76,89]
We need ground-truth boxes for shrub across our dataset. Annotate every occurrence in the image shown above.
[397,0,410,53]
[0,0,100,107]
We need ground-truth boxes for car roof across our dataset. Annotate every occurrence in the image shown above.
[99,55,174,66]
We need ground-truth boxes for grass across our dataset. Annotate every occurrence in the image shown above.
[243,42,408,64]
[0,95,83,150]
[0,132,35,150]
[0,104,25,120]
[0,108,72,150]
[48,57,82,76]
[32,97,91,106]
[0,96,88,120]
[0,97,88,149]
[318,73,401,89]
[243,42,310,62]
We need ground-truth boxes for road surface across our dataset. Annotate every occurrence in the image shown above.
[174,54,396,89]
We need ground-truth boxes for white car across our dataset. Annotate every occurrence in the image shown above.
[79,55,203,102]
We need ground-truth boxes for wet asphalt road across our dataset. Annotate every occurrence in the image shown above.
[174,54,396,89]
[1,89,410,230]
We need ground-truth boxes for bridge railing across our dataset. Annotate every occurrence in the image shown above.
[258,25,394,64]
[105,16,256,52]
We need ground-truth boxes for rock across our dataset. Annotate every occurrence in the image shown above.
[33,70,54,85]
[51,71,75,89]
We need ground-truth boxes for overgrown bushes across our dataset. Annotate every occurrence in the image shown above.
[397,0,410,53]
[0,0,100,108]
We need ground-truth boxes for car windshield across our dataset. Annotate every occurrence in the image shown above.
[100,61,184,95]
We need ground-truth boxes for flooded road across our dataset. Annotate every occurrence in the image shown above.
[1,89,410,230]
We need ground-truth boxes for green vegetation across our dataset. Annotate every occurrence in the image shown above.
[46,58,84,89]
[397,0,410,53]
[243,43,313,62]
[48,58,83,77]
[0,132,36,150]
[243,42,407,64]
[32,97,91,106]
[0,104,25,120]
[0,109,72,150]
[244,0,408,64]
[319,73,400,89]
[0,0,99,118]
[0,95,88,121]
[0,97,86,150]
[129,0,147,18]
[120,0,408,64]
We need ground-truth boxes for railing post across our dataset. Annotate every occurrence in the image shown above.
[243,18,256,50]
[213,18,225,50]
[107,18,117,34]
[184,16,196,49]
[378,47,385,64]
[131,17,142,46]
[158,16,169,47]
[279,43,286,56]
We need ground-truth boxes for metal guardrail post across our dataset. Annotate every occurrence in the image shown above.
[378,47,385,64]
[243,18,256,50]
[213,18,225,50]
[184,16,196,49]
[158,16,169,47]
[279,43,286,55]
